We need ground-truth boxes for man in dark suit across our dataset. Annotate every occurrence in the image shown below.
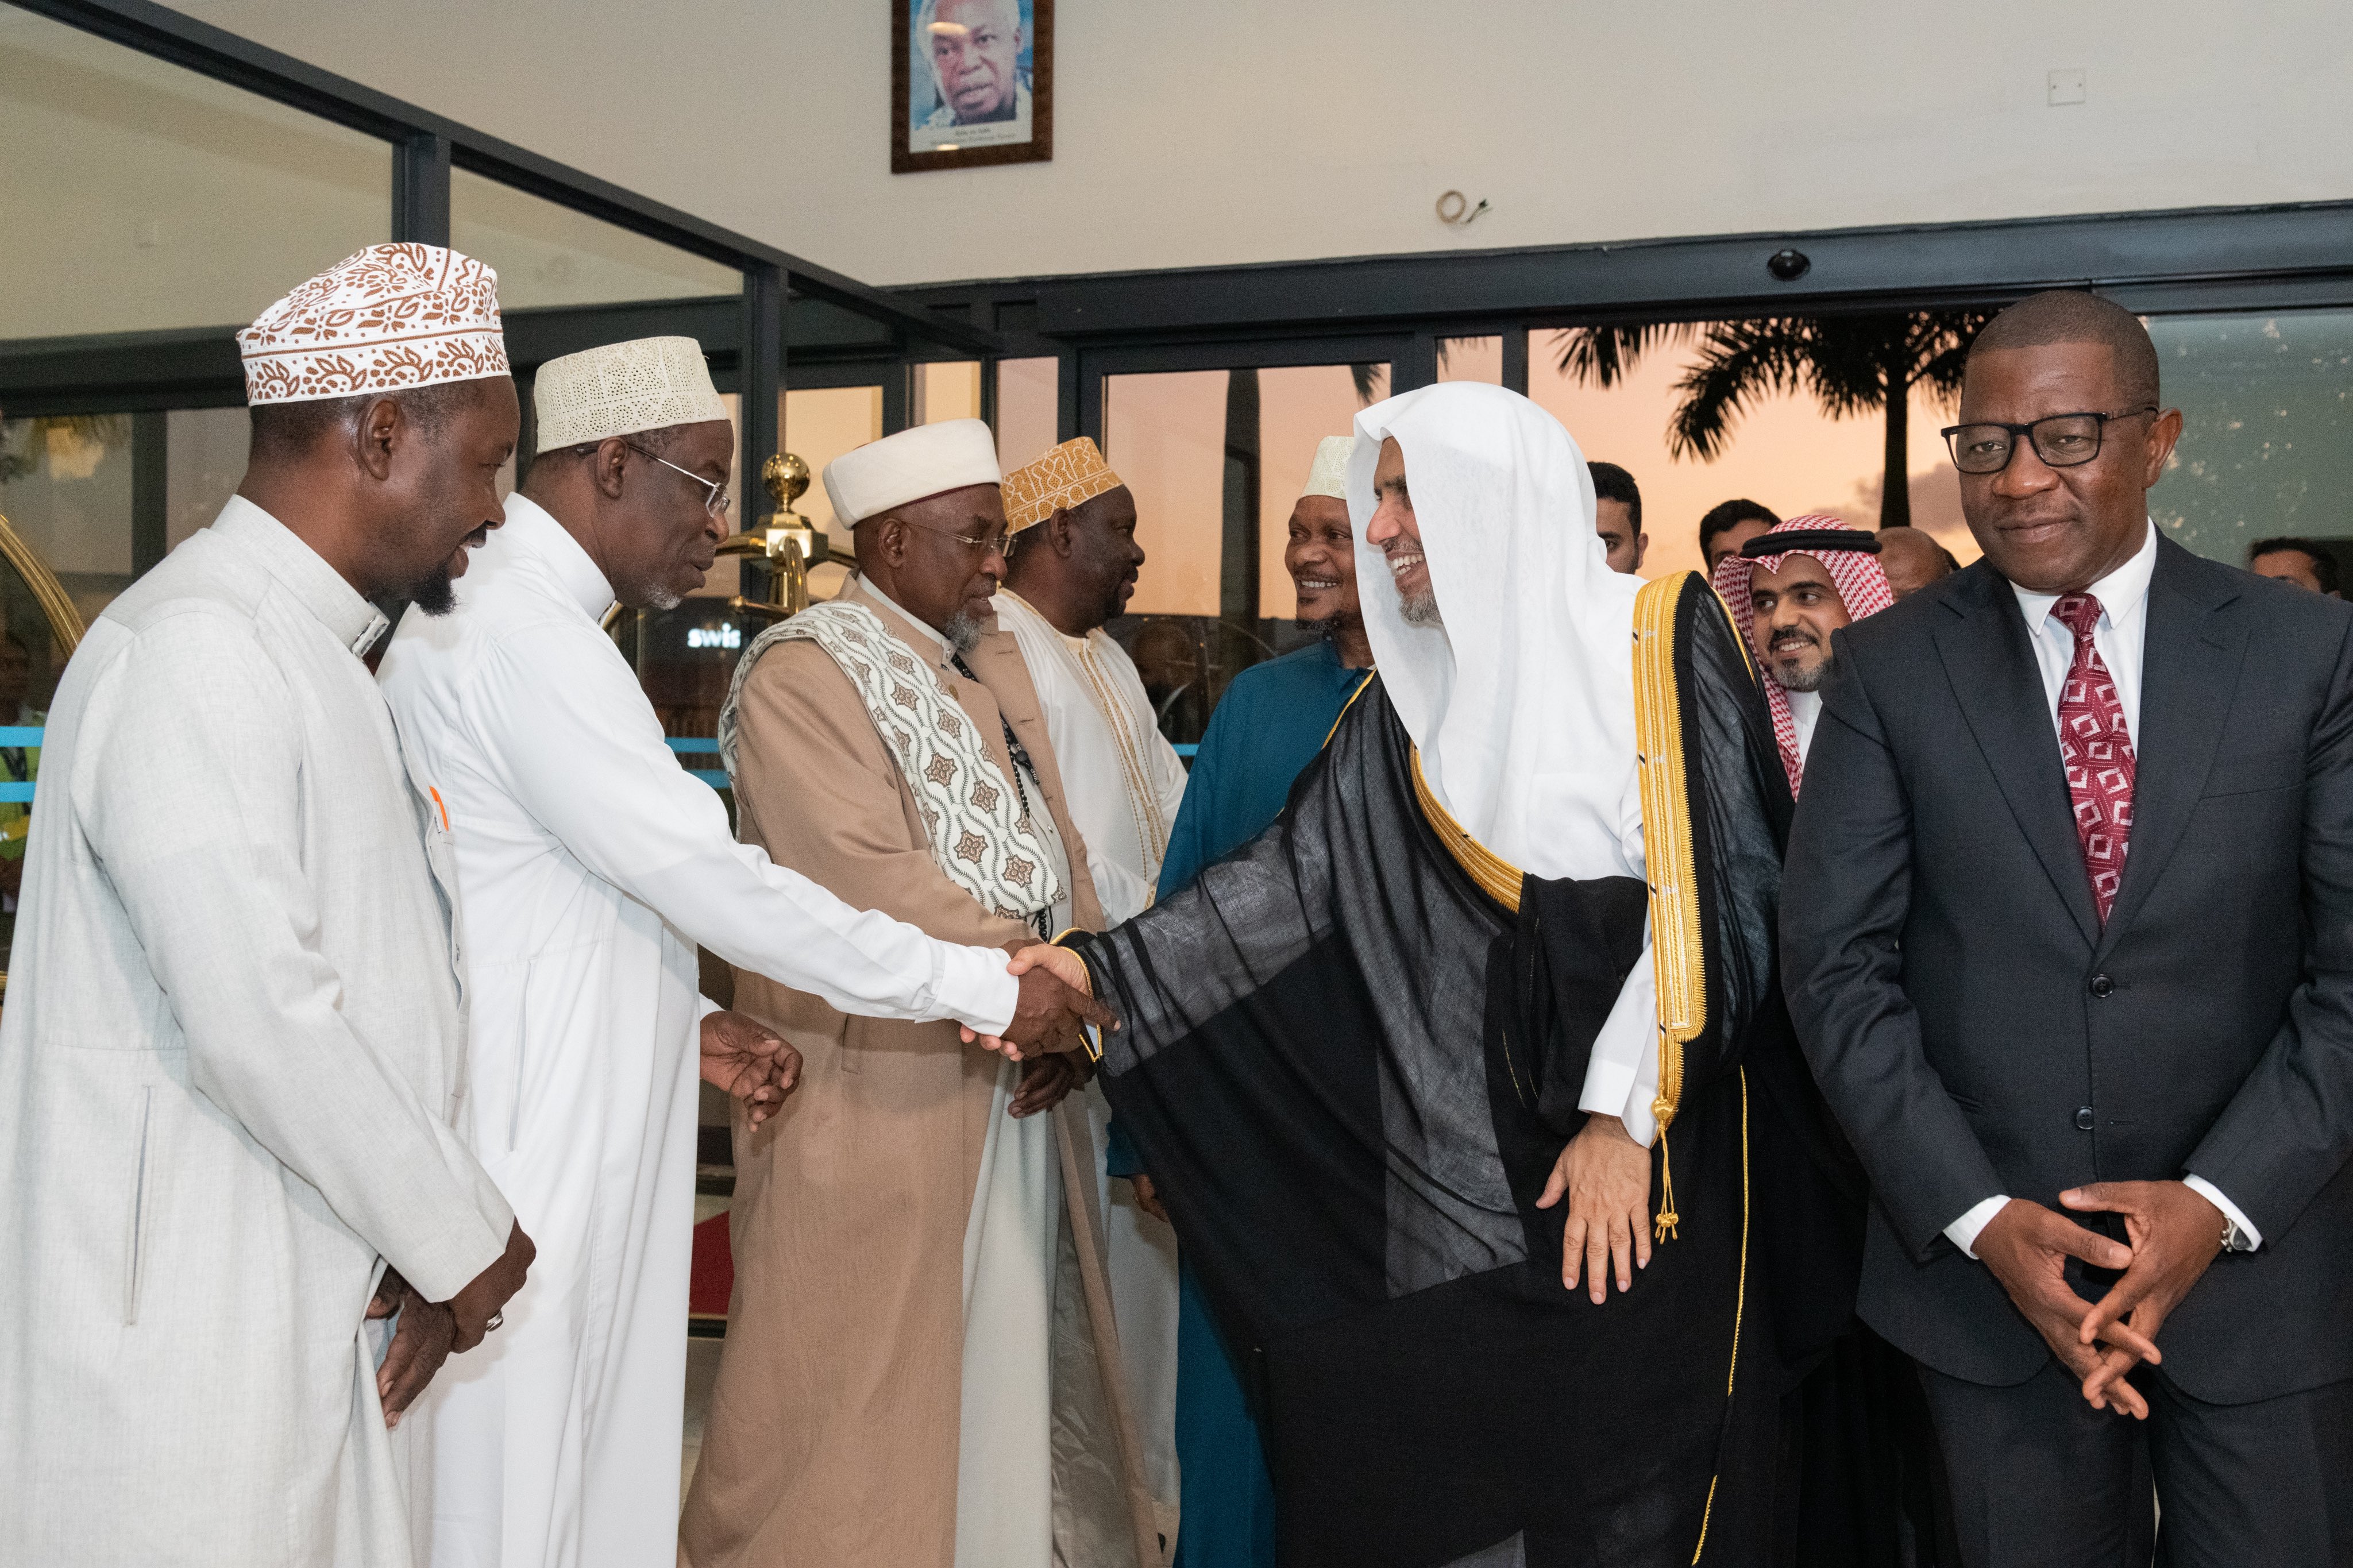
[1783,289,2353,1565]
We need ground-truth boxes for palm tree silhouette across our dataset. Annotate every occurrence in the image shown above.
[1553,311,1995,530]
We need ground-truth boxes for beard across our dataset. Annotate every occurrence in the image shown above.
[1772,638,1830,691]
[406,559,458,617]
[1400,586,1444,628]
[941,608,985,656]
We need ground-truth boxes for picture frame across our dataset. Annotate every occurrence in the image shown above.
[893,0,1052,174]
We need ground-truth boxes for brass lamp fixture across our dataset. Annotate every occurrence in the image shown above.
[716,452,828,620]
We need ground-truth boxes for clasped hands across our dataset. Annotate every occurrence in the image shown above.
[951,944,1117,1119]
[1972,1181,2227,1421]
[367,1217,535,1429]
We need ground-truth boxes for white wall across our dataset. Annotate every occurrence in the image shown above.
[156,0,2353,289]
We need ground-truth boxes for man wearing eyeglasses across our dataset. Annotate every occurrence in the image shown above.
[680,418,1159,1568]
[1783,290,2353,1565]
[378,343,1112,1568]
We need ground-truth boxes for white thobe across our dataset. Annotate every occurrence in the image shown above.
[0,496,512,1567]
[993,590,1190,925]
[993,588,1187,1539]
[378,497,1022,1568]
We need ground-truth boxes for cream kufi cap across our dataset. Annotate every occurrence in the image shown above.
[237,243,508,406]
[534,335,729,453]
[1002,437,1124,534]
[1301,435,1353,500]
[823,419,1001,526]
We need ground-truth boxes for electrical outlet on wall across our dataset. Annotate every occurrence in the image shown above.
[2047,69,2086,107]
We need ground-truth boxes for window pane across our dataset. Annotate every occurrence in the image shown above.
[451,168,739,310]
[0,416,134,625]
[917,362,982,424]
[1102,361,1388,743]
[1104,371,1225,618]
[1437,337,1502,385]
[165,408,250,554]
[994,357,1058,470]
[2145,308,2353,565]
[0,9,389,338]
[1528,325,1974,580]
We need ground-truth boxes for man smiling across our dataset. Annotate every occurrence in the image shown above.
[1784,291,2353,1565]
[1710,515,1895,793]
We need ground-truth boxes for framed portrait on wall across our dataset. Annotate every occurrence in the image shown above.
[893,0,1052,173]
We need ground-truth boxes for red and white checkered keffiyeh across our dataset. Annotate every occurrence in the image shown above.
[1710,514,1896,795]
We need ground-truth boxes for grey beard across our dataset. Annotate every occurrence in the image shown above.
[1400,588,1444,628]
[1777,651,1831,692]
[641,585,685,612]
[942,609,985,656]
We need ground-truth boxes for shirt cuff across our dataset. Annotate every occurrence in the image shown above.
[1945,1195,2012,1259]
[696,992,724,1024]
[940,942,1020,1037]
[1577,943,1659,1146]
[2184,1174,2262,1250]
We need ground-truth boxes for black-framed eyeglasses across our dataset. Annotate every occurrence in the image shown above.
[1939,408,2157,475]
[620,441,732,518]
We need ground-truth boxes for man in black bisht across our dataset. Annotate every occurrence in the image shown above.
[1009,384,1871,1567]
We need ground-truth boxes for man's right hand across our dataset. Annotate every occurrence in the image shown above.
[1970,1198,2148,1418]
[993,963,1118,1059]
[444,1219,535,1353]
[962,945,1118,1060]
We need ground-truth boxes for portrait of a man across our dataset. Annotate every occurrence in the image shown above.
[896,0,1052,171]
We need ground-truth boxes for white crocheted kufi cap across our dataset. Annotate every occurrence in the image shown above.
[534,335,730,453]
[822,419,1001,526]
[1301,435,1354,500]
[237,243,508,407]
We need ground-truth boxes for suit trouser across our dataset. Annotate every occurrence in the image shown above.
[1918,1356,2353,1567]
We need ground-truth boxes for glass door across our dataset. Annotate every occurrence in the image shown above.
[1082,337,1406,746]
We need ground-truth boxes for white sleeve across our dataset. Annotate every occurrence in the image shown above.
[470,622,1018,1034]
[1577,940,1662,1146]
[1086,844,1158,926]
[2184,1175,2262,1249]
[1944,1195,2012,1258]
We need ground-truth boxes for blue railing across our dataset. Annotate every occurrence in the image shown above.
[0,727,40,804]
[663,735,729,789]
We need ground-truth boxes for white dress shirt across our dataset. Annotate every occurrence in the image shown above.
[1788,687,1824,766]
[1945,521,2260,1256]
[378,498,1025,1568]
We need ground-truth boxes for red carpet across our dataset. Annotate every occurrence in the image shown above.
[691,1210,734,1320]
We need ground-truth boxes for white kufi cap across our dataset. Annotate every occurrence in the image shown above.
[1302,435,1353,500]
[823,419,1001,526]
[535,335,729,452]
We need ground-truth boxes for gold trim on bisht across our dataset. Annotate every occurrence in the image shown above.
[1410,747,1523,913]
[1633,571,1707,1239]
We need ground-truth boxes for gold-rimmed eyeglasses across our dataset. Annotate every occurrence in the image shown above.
[620,440,732,518]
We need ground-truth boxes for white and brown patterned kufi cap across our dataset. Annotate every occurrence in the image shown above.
[237,244,508,406]
[533,335,730,453]
[1301,435,1353,500]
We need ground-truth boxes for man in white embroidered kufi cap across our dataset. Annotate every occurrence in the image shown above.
[680,420,1158,1568]
[380,351,1109,1568]
[0,243,535,1567]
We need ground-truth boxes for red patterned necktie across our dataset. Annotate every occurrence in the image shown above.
[2051,592,2136,923]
